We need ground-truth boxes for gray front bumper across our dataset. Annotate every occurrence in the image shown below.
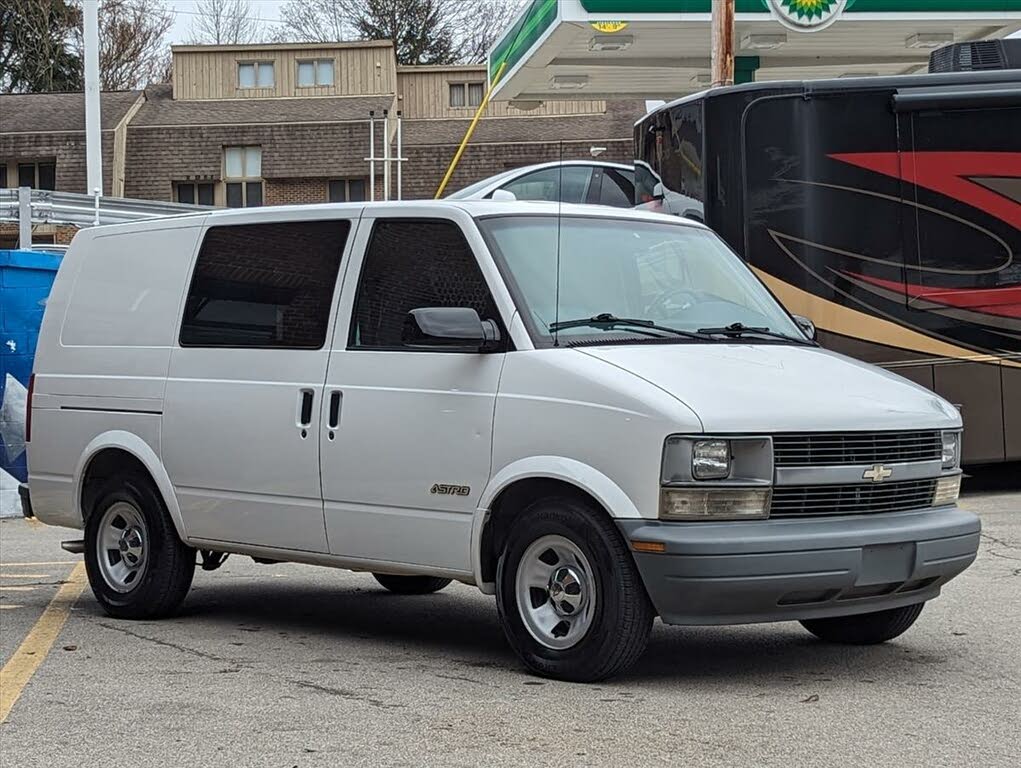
[618,506,980,626]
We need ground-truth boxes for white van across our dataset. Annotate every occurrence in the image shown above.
[25,201,979,682]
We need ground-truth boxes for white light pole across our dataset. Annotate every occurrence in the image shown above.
[84,0,103,197]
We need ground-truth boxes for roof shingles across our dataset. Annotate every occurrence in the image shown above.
[131,84,396,127]
[0,90,143,134]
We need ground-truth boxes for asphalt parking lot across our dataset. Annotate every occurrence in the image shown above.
[1,476,1018,768]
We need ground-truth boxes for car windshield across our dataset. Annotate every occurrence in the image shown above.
[478,215,806,346]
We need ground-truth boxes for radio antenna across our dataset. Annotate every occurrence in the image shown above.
[553,140,564,347]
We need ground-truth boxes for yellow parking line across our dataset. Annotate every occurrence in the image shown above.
[0,605,24,610]
[1,574,52,580]
[0,562,87,724]
[0,561,79,568]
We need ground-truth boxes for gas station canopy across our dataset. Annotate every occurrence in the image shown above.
[488,0,1021,102]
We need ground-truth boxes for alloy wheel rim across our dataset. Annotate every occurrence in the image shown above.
[96,501,148,593]
[515,534,597,650]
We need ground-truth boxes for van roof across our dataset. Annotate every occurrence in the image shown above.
[84,200,706,235]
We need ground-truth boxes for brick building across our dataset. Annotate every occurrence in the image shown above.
[1,40,644,216]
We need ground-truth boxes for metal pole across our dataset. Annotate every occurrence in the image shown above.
[396,110,403,201]
[83,0,103,195]
[368,110,376,202]
[93,186,101,226]
[711,0,735,87]
[434,60,507,199]
[18,187,31,249]
[382,109,391,202]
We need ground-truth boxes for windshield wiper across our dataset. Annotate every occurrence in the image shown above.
[696,322,814,344]
[550,313,711,340]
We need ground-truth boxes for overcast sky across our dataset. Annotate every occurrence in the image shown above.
[167,0,287,45]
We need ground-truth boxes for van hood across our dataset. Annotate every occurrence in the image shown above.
[578,343,961,433]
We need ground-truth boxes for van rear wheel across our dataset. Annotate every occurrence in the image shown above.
[84,473,195,619]
[495,495,654,683]
[372,573,452,594]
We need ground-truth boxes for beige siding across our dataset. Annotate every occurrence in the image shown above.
[173,46,396,100]
[396,69,606,119]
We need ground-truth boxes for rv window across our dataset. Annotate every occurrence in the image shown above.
[180,220,348,348]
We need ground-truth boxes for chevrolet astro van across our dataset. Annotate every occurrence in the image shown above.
[24,201,980,682]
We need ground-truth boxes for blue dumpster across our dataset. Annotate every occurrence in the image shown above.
[1,249,63,516]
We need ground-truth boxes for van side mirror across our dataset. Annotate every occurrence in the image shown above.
[793,315,817,341]
[651,182,665,200]
[403,307,501,352]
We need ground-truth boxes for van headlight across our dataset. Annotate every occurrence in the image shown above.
[941,430,961,469]
[659,488,771,521]
[692,439,731,480]
[660,435,773,520]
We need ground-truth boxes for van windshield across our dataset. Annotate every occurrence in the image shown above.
[479,215,806,346]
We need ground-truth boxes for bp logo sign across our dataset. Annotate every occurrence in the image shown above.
[767,0,849,32]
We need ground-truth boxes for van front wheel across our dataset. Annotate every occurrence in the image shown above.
[495,496,654,682]
[84,474,195,619]
[800,603,924,645]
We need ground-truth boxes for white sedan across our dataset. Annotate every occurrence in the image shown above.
[446,160,636,207]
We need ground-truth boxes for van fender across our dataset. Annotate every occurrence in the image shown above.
[470,456,642,592]
[73,431,188,541]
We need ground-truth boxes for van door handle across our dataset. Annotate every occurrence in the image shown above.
[328,391,342,430]
[298,390,314,427]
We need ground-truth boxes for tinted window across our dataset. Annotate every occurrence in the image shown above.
[180,220,348,348]
[501,166,592,203]
[597,169,635,207]
[350,219,499,349]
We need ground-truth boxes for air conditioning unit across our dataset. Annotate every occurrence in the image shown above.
[929,39,1021,73]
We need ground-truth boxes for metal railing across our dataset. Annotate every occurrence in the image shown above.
[0,187,211,247]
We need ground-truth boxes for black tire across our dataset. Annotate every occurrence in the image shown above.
[84,473,195,620]
[496,495,654,683]
[372,573,452,594]
[800,603,925,645]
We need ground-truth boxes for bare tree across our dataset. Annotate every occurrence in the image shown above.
[69,0,174,90]
[445,0,523,64]
[277,0,349,44]
[189,0,263,45]
[277,0,523,63]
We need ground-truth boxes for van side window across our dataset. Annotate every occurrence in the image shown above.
[349,219,498,349]
[180,220,348,348]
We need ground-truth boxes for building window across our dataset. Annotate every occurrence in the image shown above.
[180,220,350,348]
[328,179,366,203]
[224,147,263,208]
[175,181,215,206]
[449,82,485,108]
[349,219,499,350]
[238,61,274,89]
[0,165,7,188]
[16,160,56,190]
[297,59,334,87]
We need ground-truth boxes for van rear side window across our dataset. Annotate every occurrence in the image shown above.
[180,220,348,348]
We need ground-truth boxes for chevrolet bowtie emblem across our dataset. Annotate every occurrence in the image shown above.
[862,464,893,483]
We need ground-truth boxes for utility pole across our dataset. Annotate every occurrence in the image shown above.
[711,0,735,87]
[83,0,103,197]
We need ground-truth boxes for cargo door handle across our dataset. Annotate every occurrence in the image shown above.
[327,391,342,431]
[298,390,314,427]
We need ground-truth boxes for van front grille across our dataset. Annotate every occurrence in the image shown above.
[769,479,937,518]
[772,431,942,467]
